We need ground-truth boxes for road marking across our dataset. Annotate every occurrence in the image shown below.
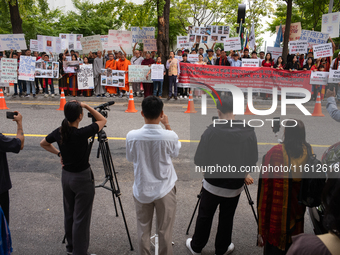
[2,133,331,147]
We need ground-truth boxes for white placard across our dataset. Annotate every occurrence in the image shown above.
[108,30,132,48]
[322,12,340,38]
[299,30,329,49]
[131,27,155,43]
[30,40,39,52]
[151,64,164,80]
[329,70,340,83]
[241,58,260,67]
[313,43,333,59]
[187,54,199,63]
[80,35,103,54]
[37,36,62,53]
[59,34,83,50]
[289,40,308,54]
[128,65,152,83]
[224,37,241,51]
[310,71,329,85]
[1,58,18,83]
[0,34,27,50]
[101,69,125,87]
[18,56,36,81]
[77,64,94,90]
[100,35,110,51]
[0,70,9,87]
[175,56,183,61]
[266,46,283,61]
[177,36,189,49]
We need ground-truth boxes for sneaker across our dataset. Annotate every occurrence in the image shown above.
[44,94,49,98]
[101,94,105,97]
[96,94,101,97]
[184,95,188,99]
[51,94,55,98]
[119,93,123,98]
[25,94,30,98]
[186,238,201,255]
[138,92,143,97]
[221,243,234,255]
[179,95,183,99]
[33,94,36,98]
[174,96,178,100]
[133,92,137,97]
[167,96,171,100]
[106,93,111,98]
[6,93,10,97]
[12,94,17,98]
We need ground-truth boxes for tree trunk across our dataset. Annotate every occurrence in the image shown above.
[157,0,170,97]
[282,0,292,64]
[9,0,23,34]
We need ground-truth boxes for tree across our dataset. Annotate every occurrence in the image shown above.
[8,0,23,33]
[282,0,292,63]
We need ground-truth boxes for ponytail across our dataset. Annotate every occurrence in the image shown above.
[59,101,83,144]
[60,118,71,145]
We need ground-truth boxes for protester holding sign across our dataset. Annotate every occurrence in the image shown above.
[117,53,131,98]
[23,50,36,98]
[227,51,242,67]
[166,51,180,100]
[261,53,274,68]
[146,56,165,98]
[42,54,55,98]
[203,49,216,65]
[303,57,314,71]
[69,54,79,97]
[141,53,155,98]
[273,56,285,70]
[286,55,301,72]
[105,53,117,97]
[130,50,144,97]
[215,50,230,66]
[93,51,106,97]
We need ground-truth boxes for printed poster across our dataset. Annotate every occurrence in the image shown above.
[35,60,59,78]
[101,69,125,87]
[77,64,94,90]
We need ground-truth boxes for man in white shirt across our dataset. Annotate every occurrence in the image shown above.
[130,50,144,97]
[126,96,181,255]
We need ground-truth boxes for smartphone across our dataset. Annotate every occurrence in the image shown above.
[6,111,18,119]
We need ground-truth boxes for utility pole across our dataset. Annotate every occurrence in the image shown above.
[328,0,333,13]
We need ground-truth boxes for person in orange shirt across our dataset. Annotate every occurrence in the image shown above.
[117,53,131,98]
[105,53,117,97]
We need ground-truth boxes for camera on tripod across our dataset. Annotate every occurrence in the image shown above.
[88,101,115,119]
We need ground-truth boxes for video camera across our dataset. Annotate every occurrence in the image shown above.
[88,101,115,119]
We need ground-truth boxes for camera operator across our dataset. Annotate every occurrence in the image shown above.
[0,111,24,224]
[40,101,106,255]
[186,96,258,255]
[126,96,181,255]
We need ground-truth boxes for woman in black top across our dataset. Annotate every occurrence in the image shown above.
[286,55,301,71]
[40,101,106,255]
[273,56,285,70]
[303,57,314,70]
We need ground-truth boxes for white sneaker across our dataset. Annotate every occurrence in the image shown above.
[179,95,183,99]
[44,94,49,98]
[186,238,201,255]
[51,94,55,98]
[184,95,188,99]
[220,243,234,255]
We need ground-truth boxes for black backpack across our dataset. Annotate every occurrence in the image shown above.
[297,144,326,207]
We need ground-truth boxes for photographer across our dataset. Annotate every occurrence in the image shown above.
[0,111,24,224]
[40,101,106,255]
[186,96,258,255]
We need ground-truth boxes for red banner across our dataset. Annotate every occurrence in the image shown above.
[178,63,312,95]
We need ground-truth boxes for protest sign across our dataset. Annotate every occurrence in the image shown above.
[289,40,308,54]
[30,40,39,52]
[211,26,229,37]
[35,61,59,78]
[177,36,189,49]
[77,64,94,90]
[63,61,80,73]
[0,70,9,87]
[100,35,110,51]
[241,59,260,67]
[266,46,283,61]
[178,63,312,95]
[80,35,103,54]
[101,69,125,87]
[128,65,152,83]
[310,71,329,85]
[276,22,301,41]
[187,54,199,63]
[299,30,329,49]
[59,34,83,50]
[321,12,340,38]
[224,37,241,51]
[1,58,18,83]
[151,64,164,80]
[131,27,156,43]
[37,36,62,53]
[18,56,36,81]
[313,43,333,59]
[175,56,183,61]
[329,70,340,83]
[108,30,132,48]
[0,34,27,50]
[143,39,157,52]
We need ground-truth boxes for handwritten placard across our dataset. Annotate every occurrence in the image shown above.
[224,37,241,51]
[77,64,94,90]
[267,46,283,61]
[310,71,329,85]
[322,12,340,38]
[289,40,308,54]
[276,22,301,41]
[241,58,260,67]
[18,56,36,81]
[30,39,39,52]
[329,70,340,83]
[131,27,155,43]
[313,43,333,59]
[80,35,103,54]
[1,58,18,83]
[143,39,157,52]
[108,30,132,48]
[299,30,329,49]
[0,34,27,50]
[128,65,152,83]
[187,54,199,63]
[177,36,189,49]
[151,64,164,80]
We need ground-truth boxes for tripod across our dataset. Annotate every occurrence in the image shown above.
[186,184,258,235]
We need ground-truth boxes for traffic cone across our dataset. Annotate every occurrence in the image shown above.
[125,89,138,113]
[244,104,254,115]
[57,89,66,111]
[311,92,324,117]
[184,92,197,113]
[0,89,9,110]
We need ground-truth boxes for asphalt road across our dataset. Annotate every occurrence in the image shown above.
[0,97,337,255]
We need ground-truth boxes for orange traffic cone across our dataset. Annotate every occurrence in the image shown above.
[185,92,197,113]
[125,89,138,113]
[244,104,254,115]
[57,89,66,111]
[0,89,9,110]
[311,92,324,117]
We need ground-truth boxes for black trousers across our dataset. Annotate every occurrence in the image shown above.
[191,188,240,255]
[0,191,9,224]
[62,167,95,255]
[264,241,291,255]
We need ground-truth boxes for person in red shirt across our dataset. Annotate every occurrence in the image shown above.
[261,53,274,68]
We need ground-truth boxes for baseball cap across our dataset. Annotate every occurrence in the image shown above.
[17,50,22,53]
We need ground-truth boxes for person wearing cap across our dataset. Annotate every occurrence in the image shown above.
[215,50,230,66]
[227,51,242,67]
[204,49,216,65]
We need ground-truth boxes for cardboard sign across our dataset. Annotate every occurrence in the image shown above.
[187,54,199,63]
[151,64,164,80]
[289,40,308,54]
[128,65,152,83]
[313,43,333,59]
[276,22,301,41]
[131,27,155,43]
[35,60,59,78]
[224,37,241,51]
[0,34,27,50]
[108,30,132,48]
[143,39,157,52]
[77,64,94,90]
[101,69,125,87]
[322,12,340,38]
[1,58,17,83]
[18,56,36,81]
[30,40,39,52]
[266,46,283,61]
[299,30,329,49]
[310,71,329,85]
[63,61,80,73]
[329,70,340,83]
[241,58,260,67]
[177,36,189,49]
[80,35,103,54]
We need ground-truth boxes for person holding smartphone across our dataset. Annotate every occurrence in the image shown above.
[40,101,106,255]
[166,51,180,100]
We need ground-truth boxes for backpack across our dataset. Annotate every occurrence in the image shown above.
[297,144,326,208]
